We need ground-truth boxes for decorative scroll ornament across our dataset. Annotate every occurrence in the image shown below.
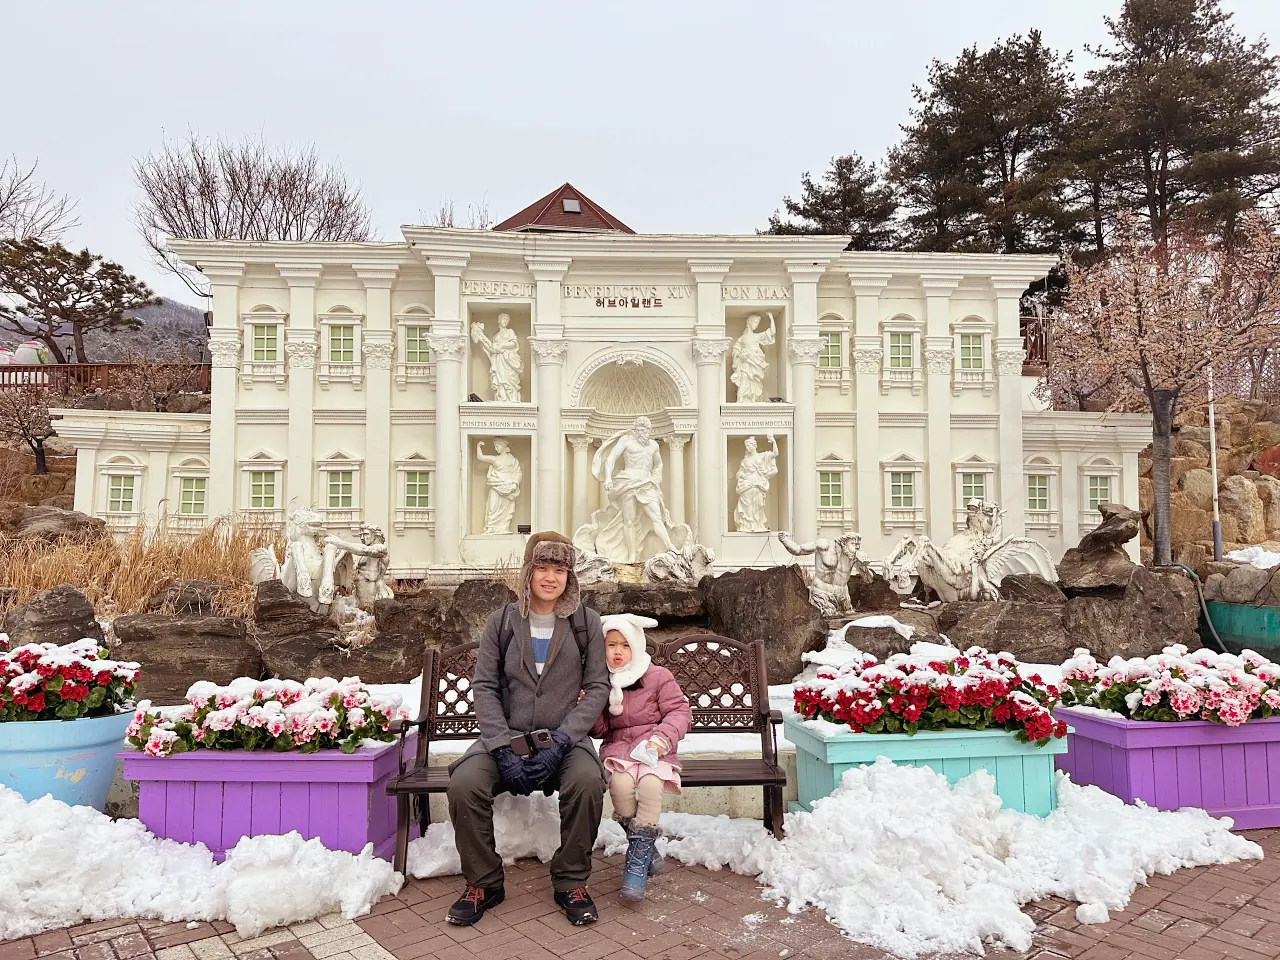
[853,348,883,375]
[665,435,689,452]
[691,338,730,365]
[996,348,1026,376]
[529,338,569,366]
[925,348,954,375]
[208,336,242,369]
[284,340,318,370]
[568,435,593,454]
[426,335,467,363]
[362,341,394,370]
[787,338,823,365]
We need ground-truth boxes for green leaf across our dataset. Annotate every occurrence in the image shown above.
[340,738,359,755]
[56,700,81,719]
[85,686,107,709]
[45,675,65,692]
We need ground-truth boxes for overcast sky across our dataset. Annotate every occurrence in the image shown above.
[7,0,1280,304]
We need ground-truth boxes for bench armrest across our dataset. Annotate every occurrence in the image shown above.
[768,709,783,725]
[392,717,431,777]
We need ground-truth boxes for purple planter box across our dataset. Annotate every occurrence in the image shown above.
[118,737,412,861]
[1056,706,1280,829]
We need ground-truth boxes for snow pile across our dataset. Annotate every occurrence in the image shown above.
[407,761,1259,958]
[0,787,401,940]
[1226,545,1280,569]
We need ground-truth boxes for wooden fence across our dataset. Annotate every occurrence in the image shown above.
[0,363,212,393]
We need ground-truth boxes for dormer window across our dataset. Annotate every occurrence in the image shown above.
[562,198,581,214]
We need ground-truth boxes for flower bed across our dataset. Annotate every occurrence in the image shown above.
[1056,646,1280,826]
[121,676,412,859]
[788,646,1069,816]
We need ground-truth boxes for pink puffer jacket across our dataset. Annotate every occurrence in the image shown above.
[589,664,693,770]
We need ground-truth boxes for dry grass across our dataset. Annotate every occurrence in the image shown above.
[0,517,285,618]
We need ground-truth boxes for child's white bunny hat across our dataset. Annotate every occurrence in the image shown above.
[599,613,657,715]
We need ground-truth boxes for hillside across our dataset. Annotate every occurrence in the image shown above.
[0,298,209,362]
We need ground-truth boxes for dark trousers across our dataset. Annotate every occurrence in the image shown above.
[447,746,605,892]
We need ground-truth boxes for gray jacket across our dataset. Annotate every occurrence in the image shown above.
[459,602,610,767]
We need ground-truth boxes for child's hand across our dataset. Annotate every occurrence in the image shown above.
[649,736,669,757]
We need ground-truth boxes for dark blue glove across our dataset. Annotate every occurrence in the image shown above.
[493,746,534,796]
[524,731,574,790]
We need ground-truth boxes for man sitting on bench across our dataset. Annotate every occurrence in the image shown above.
[445,531,610,928]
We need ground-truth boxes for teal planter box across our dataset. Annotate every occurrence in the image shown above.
[1202,601,1280,657]
[783,713,1068,817]
[0,712,133,811]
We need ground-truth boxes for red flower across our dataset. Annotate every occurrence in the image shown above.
[60,683,90,702]
[26,693,45,713]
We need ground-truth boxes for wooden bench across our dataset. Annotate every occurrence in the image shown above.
[386,632,787,872]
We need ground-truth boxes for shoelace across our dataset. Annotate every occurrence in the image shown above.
[566,887,591,905]
[461,886,486,909]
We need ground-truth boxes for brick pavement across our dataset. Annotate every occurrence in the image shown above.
[6,831,1280,960]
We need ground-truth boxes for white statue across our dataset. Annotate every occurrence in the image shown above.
[476,439,522,535]
[777,531,874,617]
[329,524,395,609]
[883,500,1058,602]
[589,416,677,564]
[730,312,776,403]
[733,435,779,532]
[643,523,715,585]
[571,512,615,585]
[470,313,524,402]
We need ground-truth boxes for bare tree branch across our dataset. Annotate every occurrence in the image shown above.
[0,156,79,241]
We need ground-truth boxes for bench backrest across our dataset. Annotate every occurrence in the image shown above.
[407,629,774,769]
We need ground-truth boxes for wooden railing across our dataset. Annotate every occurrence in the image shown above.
[0,363,212,392]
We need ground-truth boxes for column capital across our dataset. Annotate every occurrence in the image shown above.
[208,331,242,369]
[852,347,882,374]
[529,338,569,366]
[784,260,831,283]
[353,263,400,288]
[996,347,1026,376]
[990,277,1036,298]
[664,435,690,452]
[692,338,730,365]
[284,332,319,370]
[568,434,592,454]
[276,264,324,286]
[200,261,245,285]
[525,257,572,282]
[426,255,470,278]
[426,334,467,362]
[788,337,823,366]
[688,259,733,281]
[847,271,893,297]
[920,274,964,296]
[924,344,954,375]
[363,333,395,370]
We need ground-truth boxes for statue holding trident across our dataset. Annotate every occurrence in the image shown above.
[590,416,678,564]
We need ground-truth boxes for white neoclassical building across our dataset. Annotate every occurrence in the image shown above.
[54,184,1150,576]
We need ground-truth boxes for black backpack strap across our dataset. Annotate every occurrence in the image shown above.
[495,603,513,694]
[571,606,590,671]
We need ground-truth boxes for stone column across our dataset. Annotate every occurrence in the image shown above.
[278,264,323,511]
[849,272,891,539]
[355,264,398,537]
[569,435,592,535]
[426,255,468,566]
[994,280,1030,538]
[690,258,732,555]
[203,263,244,519]
[922,275,961,540]
[787,262,827,543]
[1061,447,1081,547]
[145,442,174,522]
[528,257,572,533]
[666,435,688,526]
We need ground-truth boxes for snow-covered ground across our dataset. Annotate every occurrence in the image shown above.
[1226,545,1280,569]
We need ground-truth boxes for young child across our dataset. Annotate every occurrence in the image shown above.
[590,614,693,901]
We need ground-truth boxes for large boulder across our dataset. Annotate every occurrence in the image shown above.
[1169,492,1213,544]
[252,580,338,646]
[3,583,104,647]
[847,573,911,610]
[0,501,105,542]
[703,565,825,684]
[113,614,260,705]
[582,581,703,619]
[1219,475,1267,545]
[1057,504,1142,593]
[146,580,225,614]
[436,580,517,649]
[1255,476,1280,538]
[1063,568,1200,660]
[1219,564,1275,604]
[1177,468,1218,512]
[1251,422,1280,450]
[940,602,1070,664]
[372,589,446,645]
[836,610,939,661]
[998,574,1066,604]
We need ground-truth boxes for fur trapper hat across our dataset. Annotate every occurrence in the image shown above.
[519,530,581,619]
[599,613,657,715]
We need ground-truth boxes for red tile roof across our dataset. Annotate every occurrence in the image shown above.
[492,183,634,234]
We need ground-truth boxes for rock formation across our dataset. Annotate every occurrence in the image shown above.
[3,583,105,647]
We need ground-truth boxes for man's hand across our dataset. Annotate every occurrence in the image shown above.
[523,731,573,789]
[493,747,534,796]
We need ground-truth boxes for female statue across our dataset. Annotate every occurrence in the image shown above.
[733,435,779,532]
[470,313,523,402]
[730,312,776,403]
[476,439,522,534]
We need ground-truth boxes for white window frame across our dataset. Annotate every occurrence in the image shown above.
[880,317,923,395]
[395,456,436,532]
[816,320,851,394]
[951,316,994,396]
[817,459,854,531]
[1024,457,1062,537]
[952,455,997,530]
[318,307,365,389]
[98,457,145,533]
[169,457,211,536]
[1079,458,1122,529]
[240,307,288,388]
[395,306,436,391]
[881,454,925,532]
[317,452,364,529]
[239,454,285,525]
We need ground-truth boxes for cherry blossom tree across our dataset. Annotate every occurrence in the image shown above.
[1042,214,1280,563]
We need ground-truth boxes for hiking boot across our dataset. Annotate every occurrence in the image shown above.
[620,823,661,902]
[446,884,504,926]
[554,886,599,925]
[615,816,661,875]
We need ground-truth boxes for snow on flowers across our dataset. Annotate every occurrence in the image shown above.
[1061,644,1280,726]
[127,676,409,756]
[793,645,1068,745]
[1,635,138,722]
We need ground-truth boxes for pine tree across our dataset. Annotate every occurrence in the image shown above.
[765,154,900,249]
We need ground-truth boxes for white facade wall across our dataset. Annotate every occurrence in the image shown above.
[54,230,1152,576]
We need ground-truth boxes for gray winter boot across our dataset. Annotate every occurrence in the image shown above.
[620,822,661,901]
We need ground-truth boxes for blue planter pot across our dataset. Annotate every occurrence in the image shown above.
[0,711,133,810]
